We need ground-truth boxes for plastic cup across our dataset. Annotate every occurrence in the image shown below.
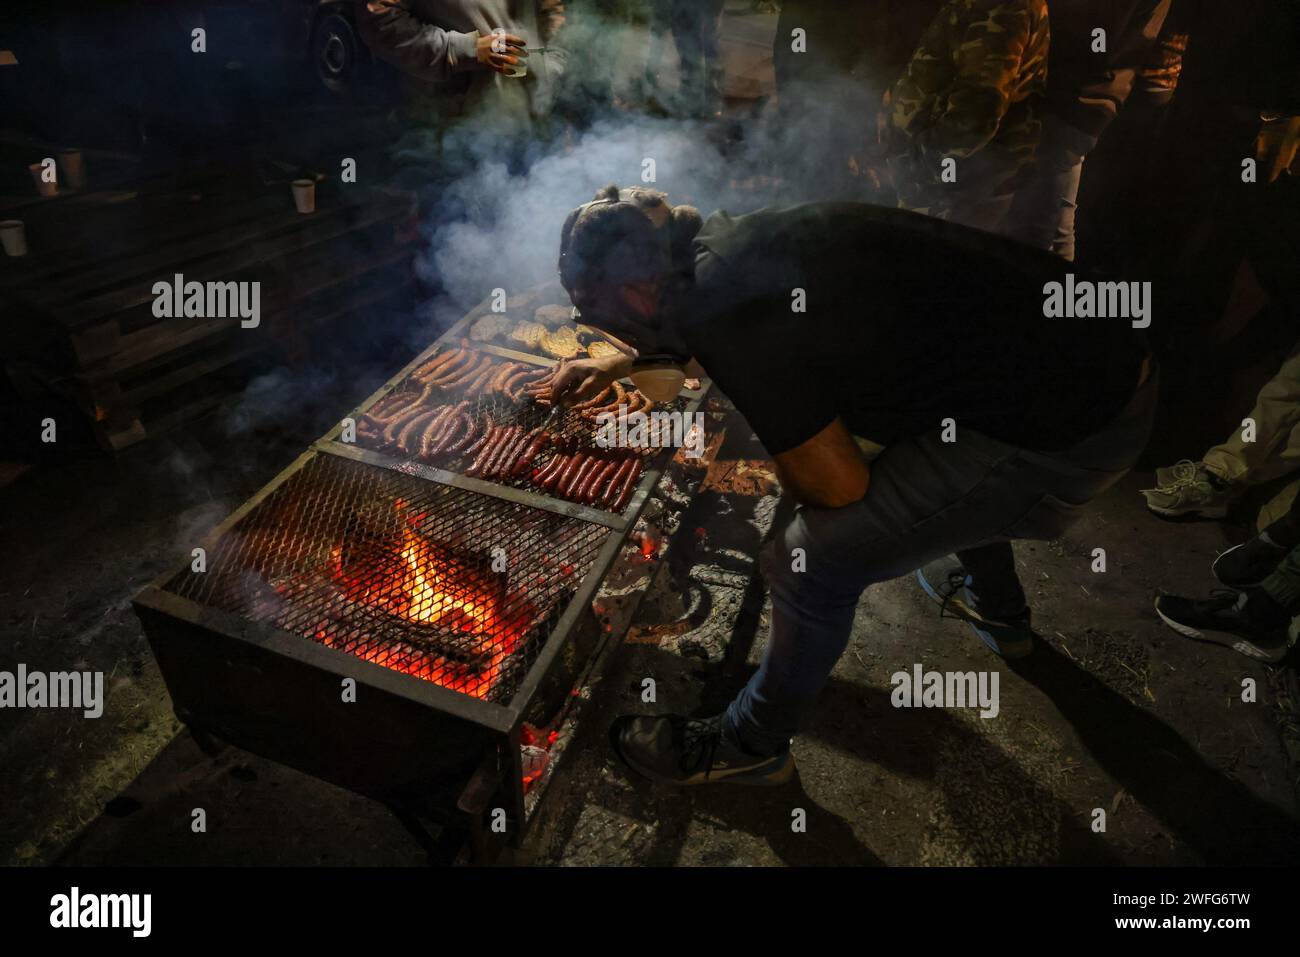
[1,220,28,257]
[495,30,528,78]
[291,178,315,214]
[58,149,86,189]
[29,163,57,197]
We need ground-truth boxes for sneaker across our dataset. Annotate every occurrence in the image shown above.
[609,713,795,786]
[1142,460,1236,518]
[1213,533,1289,588]
[1154,590,1290,663]
[916,558,1035,659]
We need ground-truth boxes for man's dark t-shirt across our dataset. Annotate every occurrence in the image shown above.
[675,203,1149,456]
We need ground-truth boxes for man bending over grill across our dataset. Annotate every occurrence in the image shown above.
[550,185,1157,786]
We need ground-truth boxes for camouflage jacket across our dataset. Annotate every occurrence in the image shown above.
[885,0,1049,220]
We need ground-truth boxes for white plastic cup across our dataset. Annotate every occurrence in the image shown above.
[29,163,57,197]
[291,178,316,214]
[58,149,86,189]
[1,220,28,257]
[496,30,528,78]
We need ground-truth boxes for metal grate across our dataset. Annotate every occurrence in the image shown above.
[351,345,692,510]
[165,454,611,703]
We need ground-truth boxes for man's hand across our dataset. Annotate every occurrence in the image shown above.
[1256,116,1300,183]
[772,418,871,508]
[476,31,527,74]
[550,352,634,406]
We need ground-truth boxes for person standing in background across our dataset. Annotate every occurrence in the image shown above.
[772,0,944,200]
[1002,0,1171,261]
[643,0,727,119]
[357,0,568,160]
[883,0,1050,234]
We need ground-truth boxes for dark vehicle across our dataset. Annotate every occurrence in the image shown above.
[283,0,373,94]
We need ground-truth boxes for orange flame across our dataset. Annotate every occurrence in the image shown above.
[312,502,533,700]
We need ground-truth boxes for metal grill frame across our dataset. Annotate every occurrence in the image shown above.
[134,286,711,851]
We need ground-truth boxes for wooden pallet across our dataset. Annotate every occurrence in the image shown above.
[0,164,419,450]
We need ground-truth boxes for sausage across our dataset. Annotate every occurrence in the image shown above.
[462,362,494,397]
[502,366,539,402]
[499,367,526,401]
[411,408,451,455]
[442,353,492,390]
[515,367,550,392]
[382,406,420,446]
[481,426,516,478]
[572,456,603,501]
[396,409,438,455]
[582,459,619,504]
[506,426,543,475]
[413,345,463,381]
[532,450,565,487]
[524,371,557,395]
[588,380,626,416]
[426,404,467,457]
[574,456,605,499]
[503,426,532,473]
[600,458,635,507]
[497,426,530,476]
[488,362,518,395]
[510,430,548,477]
[460,419,492,459]
[611,459,643,511]
[541,453,573,491]
[562,455,597,499]
[555,454,584,495]
[466,425,505,477]
[367,392,414,423]
[443,412,478,455]
[425,349,475,386]
[377,392,422,433]
[572,385,612,411]
[430,351,483,387]
[482,425,521,478]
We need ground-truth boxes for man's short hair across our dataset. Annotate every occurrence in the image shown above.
[558,185,674,294]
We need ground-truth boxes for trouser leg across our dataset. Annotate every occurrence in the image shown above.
[1203,339,1300,485]
[1003,115,1097,260]
[956,541,1028,619]
[725,376,1157,756]
[1261,542,1300,612]
[1264,480,1300,546]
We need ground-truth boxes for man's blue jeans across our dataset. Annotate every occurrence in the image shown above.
[725,373,1158,756]
[1004,114,1102,262]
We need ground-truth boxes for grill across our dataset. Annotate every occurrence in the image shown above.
[133,287,709,860]
[165,454,610,704]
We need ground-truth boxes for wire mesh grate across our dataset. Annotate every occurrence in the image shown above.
[166,454,611,704]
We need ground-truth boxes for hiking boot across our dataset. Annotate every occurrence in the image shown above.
[1154,590,1290,663]
[609,713,794,786]
[1143,460,1236,518]
[1213,533,1290,588]
[916,558,1035,659]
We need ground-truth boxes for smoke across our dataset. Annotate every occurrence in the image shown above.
[220,366,344,439]
[408,11,883,333]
